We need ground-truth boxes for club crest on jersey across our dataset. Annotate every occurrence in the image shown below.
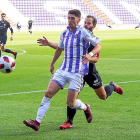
[74,34,78,38]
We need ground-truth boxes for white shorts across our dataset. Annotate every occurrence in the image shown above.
[50,69,84,92]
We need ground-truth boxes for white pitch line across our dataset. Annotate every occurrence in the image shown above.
[10,48,26,55]
[25,54,140,60]
[3,48,26,55]
[100,58,140,61]
[0,80,140,97]
[7,49,140,60]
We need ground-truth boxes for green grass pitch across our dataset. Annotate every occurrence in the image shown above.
[0,29,140,140]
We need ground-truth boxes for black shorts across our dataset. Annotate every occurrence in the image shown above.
[28,25,32,29]
[83,73,103,89]
[0,36,7,46]
[17,26,21,29]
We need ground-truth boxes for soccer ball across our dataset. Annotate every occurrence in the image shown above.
[0,55,16,73]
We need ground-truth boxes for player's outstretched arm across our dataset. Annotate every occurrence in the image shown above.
[37,36,58,49]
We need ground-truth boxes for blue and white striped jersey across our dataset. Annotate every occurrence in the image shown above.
[58,26,101,74]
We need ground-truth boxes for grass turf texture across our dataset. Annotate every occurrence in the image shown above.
[0,29,140,140]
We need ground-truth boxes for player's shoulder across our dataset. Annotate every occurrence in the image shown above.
[78,26,88,32]
[61,27,69,34]
[5,20,10,24]
[80,27,93,36]
[5,20,10,25]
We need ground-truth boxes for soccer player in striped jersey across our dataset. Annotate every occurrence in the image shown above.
[0,13,17,59]
[37,15,123,130]
[23,9,101,131]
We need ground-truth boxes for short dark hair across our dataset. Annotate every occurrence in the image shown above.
[1,13,6,16]
[68,9,81,18]
[86,15,97,26]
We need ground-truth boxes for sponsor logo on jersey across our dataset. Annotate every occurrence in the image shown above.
[93,79,100,86]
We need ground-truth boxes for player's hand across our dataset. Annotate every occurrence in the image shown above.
[10,37,13,41]
[50,64,54,74]
[37,36,49,46]
[82,54,91,64]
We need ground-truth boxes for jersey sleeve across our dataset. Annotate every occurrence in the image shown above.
[58,32,64,49]
[7,22,13,33]
[83,29,101,46]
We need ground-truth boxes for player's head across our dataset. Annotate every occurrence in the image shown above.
[68,9,81,30]
[84,15,97,32]
[1,13,6,21]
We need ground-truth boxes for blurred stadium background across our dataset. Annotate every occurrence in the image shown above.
[0,0,140,31]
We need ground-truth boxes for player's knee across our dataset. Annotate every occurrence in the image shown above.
[45,89,54,99]
[98,94,106,100]
[66,100,75,107]
[1,48,5,51]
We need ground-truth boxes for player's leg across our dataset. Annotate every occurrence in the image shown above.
[28,28,31,34]
[0,46,1,57]
[30,27,32,35]
[28,27,32,35]
[23,81,62,131]
[95,82,123,99]
[1,42,17,59]
[93,73,114,99]
[59,106,76,129]
[84,73,123,100]
[36,81,62,122]
[67,90,92,124]
[0,41,3,57]
[23,69,66,131]
[94,85,114,99]
[67,73,92,123]
[59,78,87,129]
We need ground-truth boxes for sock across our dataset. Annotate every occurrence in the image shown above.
[29,31,31,33]
[4,49,14,54]
[71,99,87,110]
[104,84,115,99]
[30,31,32,34]
[0,49,1,57]
[67,106,76,124]
[36,96,51,123]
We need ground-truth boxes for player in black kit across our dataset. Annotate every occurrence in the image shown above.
[28,18,33,35]
[0,13,17,59]
[37,15,123,129]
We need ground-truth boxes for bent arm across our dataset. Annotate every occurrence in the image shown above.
[51,47,62,65]
[50,47,63,74]
[89,43,101,56]
[89,56,98,63]
[89,53,99,63]
[9,24,13,40]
